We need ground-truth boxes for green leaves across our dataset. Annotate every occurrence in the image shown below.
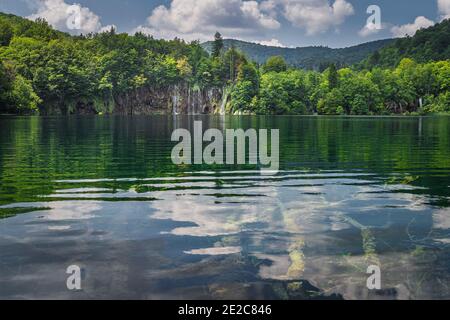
[262,56,287,74]
[0,19,13,46]
[362,18,450,68]
[230,80,256,112]
[212,32,224,58]
[0,61,40,114]
[257,69,309,115]
[8,74,41,112]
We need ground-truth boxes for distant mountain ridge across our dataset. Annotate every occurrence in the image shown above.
[201,38,395,70]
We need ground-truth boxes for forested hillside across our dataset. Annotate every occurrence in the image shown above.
[0,12,230,115]
[0,12,449,116]
[362,19,450,68]
[202,38,394,70]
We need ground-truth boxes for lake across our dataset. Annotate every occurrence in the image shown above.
[0,115,449,299]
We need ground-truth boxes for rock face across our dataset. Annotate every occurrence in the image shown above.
[41,84,225,115]
[112,84,224,115]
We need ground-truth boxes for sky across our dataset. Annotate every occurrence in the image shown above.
[0,0,449,48]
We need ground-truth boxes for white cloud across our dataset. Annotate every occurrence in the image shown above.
[260,0,278,14]
[388,1,450,38]
[358,22,380,37]
[438,0,450,20]
[138,0,355,41]
[391,16,435,38]
[279,0,354,35]
[257,38,287,47]
[99,24,117,33]
[26,0,105,34]
[138,0,281,42]
[131,25,209,42]
[358,22,388,38]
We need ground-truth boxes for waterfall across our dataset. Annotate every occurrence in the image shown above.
[199,90,203,114]
[194,89,200,114]
[220,86,229,115]
[172,86,178,115]
[190,86,201,115]
[188,88,191,115]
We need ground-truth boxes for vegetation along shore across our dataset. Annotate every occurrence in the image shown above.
[0,12,449,116]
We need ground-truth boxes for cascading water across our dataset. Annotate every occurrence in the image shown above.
[190,86,201,115]
[172,86,178,115]
[188,88,191,115]
[195,89,200,114]
[220,86,229,115]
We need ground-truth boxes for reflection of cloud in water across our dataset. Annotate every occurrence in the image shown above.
[148,174,435,240]
[253,253,292,281]
[184,246,242,255]
[150,193,263,236]
[433,208,450,230]
[149,181,357,237]
[44,201,100,221]
[47,225,71,231]
[353,186,428,212]
[145,173,449,299]
[0,201,100,221]
[3,171,442,299]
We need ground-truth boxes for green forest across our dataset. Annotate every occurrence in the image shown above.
[201,38,394,70]
[0,12,449,116]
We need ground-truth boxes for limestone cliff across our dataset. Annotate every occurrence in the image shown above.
[69,84,225,115]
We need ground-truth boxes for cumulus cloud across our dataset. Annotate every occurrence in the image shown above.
[99,24,117,33]
[388,1,450,38]
[358,22,389,38]
[136,0,355,41]
[391,16,435,38]
[278,0,354,35]
[438,0,450,20]
[135,0,281,42]
[26,0,105,34]
[257,38,287,47]
[358,22,380,37]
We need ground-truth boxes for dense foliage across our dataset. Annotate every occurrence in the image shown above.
[231,57,450,115]
[362,19,450,68]
[0,13,226,114]
[0,12,449,115]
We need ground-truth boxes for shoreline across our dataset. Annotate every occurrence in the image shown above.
[1,113,450,118]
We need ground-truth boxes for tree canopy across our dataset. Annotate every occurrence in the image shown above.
[0,12,448,116]
[361,18,450,69]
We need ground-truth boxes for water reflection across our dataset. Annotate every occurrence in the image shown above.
[0,115,449,299]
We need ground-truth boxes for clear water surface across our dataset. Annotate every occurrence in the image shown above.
[0,115,449,299]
